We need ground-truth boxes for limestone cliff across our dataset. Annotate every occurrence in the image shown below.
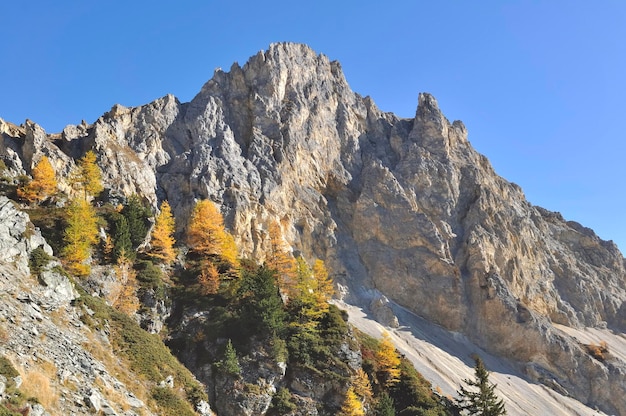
[2,42,625,414]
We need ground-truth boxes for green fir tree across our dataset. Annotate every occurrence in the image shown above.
[456,357,506,416]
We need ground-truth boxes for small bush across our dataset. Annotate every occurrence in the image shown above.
[0,356,19,380]
[268,387,297,415]
[29,247,52,276]
[151,387,195,416]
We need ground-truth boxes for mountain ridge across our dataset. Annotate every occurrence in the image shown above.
[1,42,625,414]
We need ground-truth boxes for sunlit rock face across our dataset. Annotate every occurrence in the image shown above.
[3,42,626,414]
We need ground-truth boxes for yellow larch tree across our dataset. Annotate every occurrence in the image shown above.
[376,331,401,387]
[149,200,176,264]
[198,261,220,295]
[312,259,334,309]
[266,221,297,291]
[70,150,103,199]
[352,368,374,409]
[339,386,365,416]
[188,200,225,256]
[18,156,58,203]
[62,198,99,276]
[187,199,239,267]
[111,254,140,316]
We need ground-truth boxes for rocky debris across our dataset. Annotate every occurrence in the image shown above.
[2,42,626,414]
[0,200,154,415]
[370,294,400,328]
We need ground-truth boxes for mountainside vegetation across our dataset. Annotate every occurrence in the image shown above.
[0,155,466,415]
[1,42,621,415]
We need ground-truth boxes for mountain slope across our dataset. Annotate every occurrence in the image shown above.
[1,42,625,414]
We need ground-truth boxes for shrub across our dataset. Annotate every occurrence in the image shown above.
[151,387,195,416]
[269,388,297,415]
[29,247,52,277]
[0,356,19,379]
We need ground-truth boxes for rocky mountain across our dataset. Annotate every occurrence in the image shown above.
[1,42,625,414]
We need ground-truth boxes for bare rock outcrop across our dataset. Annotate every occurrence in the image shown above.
[2,42,626,414]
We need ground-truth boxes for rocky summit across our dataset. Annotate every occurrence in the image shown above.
[1,42,625,415]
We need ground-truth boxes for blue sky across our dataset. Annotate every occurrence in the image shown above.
[2,1,625,252]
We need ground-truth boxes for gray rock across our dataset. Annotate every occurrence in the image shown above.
[2,42,626,415]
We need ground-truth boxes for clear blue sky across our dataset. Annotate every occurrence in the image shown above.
[2,1,625,252]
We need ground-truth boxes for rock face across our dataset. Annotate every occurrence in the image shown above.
[0,196,153,415]
[2,42,626,414]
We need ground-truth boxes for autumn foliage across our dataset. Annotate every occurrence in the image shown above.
[187,200,238,267]
[149,200,176,264]
[62,198,99,276]
[17,156,57,203]
[376,331,401,387]
[70,151,103,199]
[111,255,140,316]
[266,221,297,290]
[339,386,365,416]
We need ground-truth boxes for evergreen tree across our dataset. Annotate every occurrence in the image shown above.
[110,214,133,261]
[219,339,241,376]
[149,200,176,264]
[374,392,395,416]
[238,266,286,336]
[456,357,506,416]
[17,156,57,203]
[121,194,150,248]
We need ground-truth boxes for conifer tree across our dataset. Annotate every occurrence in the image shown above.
[63,198,99,276]
[198,261,220,295]
[121,194,151,248]
[376,331,401,387]
[112,254,140,316]
[373,392,395,416]
[266,221,297,290]
[238,266,286,335]
[70,151,103,199]
[312,259,334,308]
[111,214,132,261]
[219,339,241,377]
[456,357,506,416]
[353,368,373,400]
[353,368,374,410]
[340,386,365,416]
[17,156,57,203]
[187,200,239,267]
[149,200,176,264]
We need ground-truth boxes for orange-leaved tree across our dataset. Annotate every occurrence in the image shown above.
[376,331,401,387]
[187,199,239,267]
[17,156,57,203]
[111,253,140,316]
[352,368,374,410]
[312,259,334,308]
[187,200,239,293]
[70,151,103,200]
[339,386,365,416]
[62,197,99,276]
[149,200,176,264]
[198,261,220,295]
[266,221,297,291]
